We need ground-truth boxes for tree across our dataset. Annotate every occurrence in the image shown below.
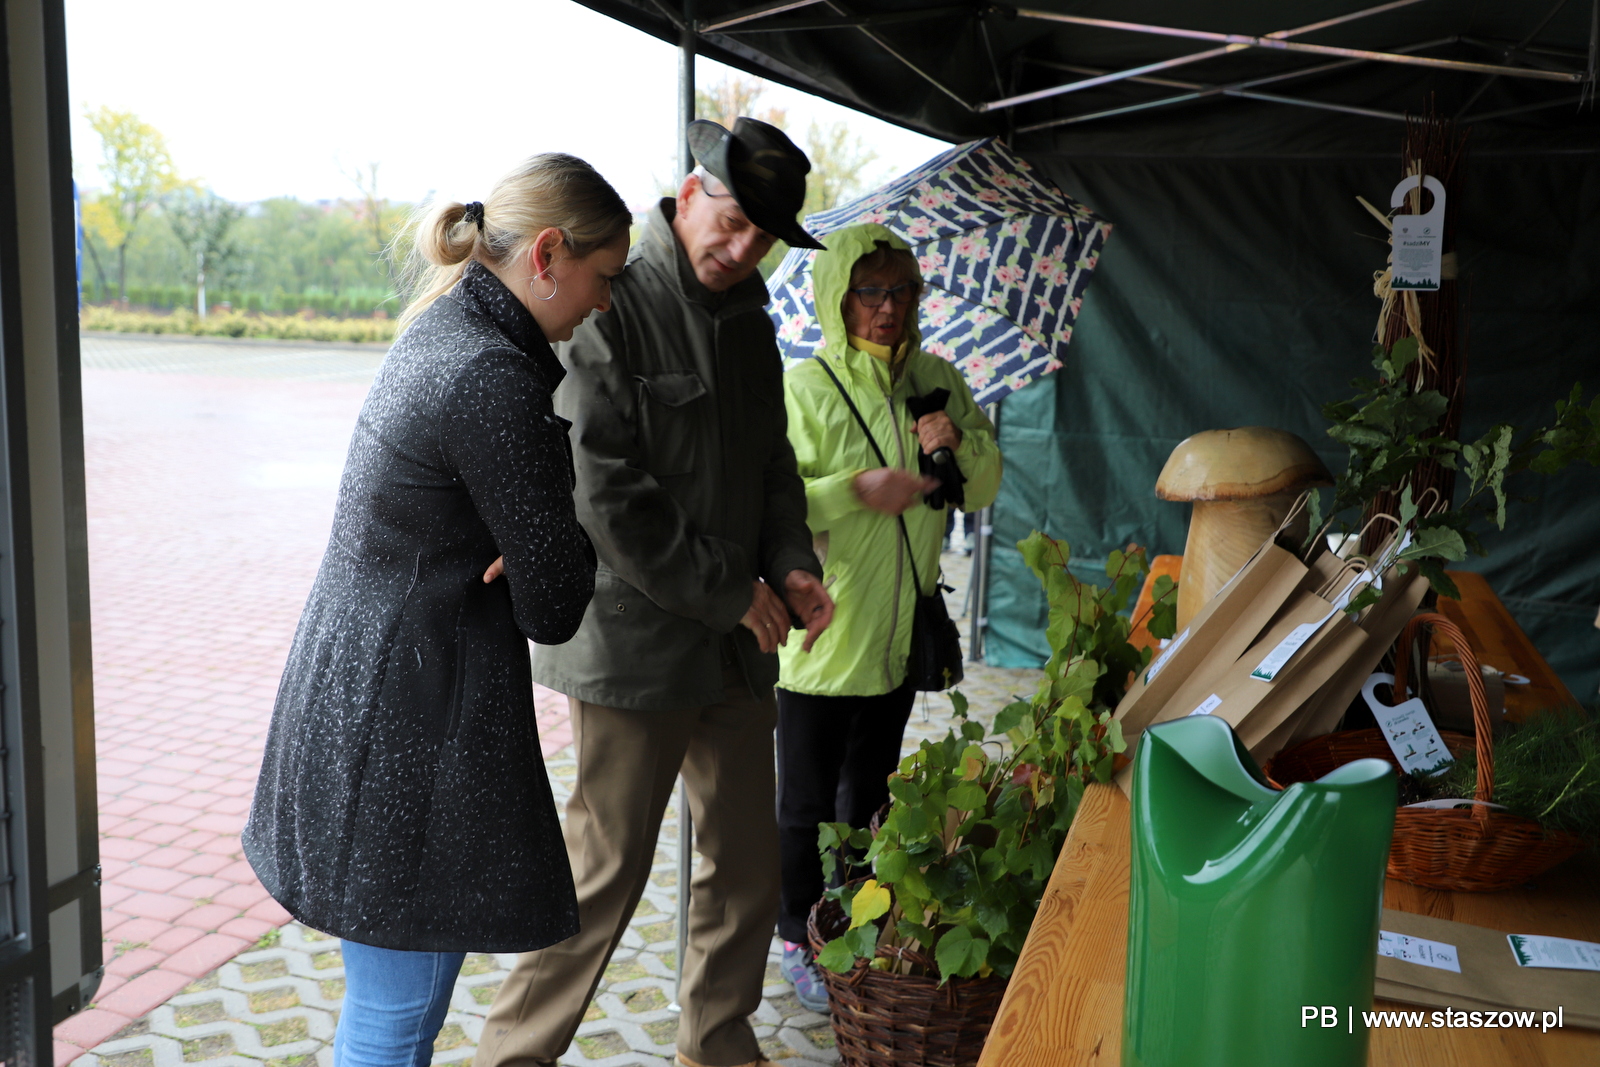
[86,107,183,300]
[345,162,405,309]
[165,189,241,317]
[694,75,878,276]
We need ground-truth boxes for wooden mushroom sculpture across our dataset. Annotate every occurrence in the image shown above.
[1158,428,1333,629]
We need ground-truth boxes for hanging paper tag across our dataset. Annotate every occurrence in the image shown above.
[1389,174,1446,291]
[1362,673,1453,776]
[1250,621,1323,681]
[1379,930,1461,973]
[1507,934,1600,972]
[1188,693,1223,717]
[1144,627,1190,684]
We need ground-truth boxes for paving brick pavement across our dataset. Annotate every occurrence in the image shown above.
[68,333,1038,1066]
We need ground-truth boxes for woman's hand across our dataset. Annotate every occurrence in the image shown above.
[913,411,962,455]
[740,579,792,653]
[854,468,939,516]
[483,556,505,582]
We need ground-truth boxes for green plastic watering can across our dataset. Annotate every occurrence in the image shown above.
[1124,715,1396,1067]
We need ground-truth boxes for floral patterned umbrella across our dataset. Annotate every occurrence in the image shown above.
[767,137,1112,405]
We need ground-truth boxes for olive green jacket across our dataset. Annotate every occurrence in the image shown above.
[531,201,821,711]
[778,224,1001,696]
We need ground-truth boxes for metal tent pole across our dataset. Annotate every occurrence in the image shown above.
[670,3,695,1016]
[967,401,1000,662]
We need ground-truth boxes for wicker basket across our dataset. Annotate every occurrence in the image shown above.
[1264,613,1586,892]
[806,884,1007,1067]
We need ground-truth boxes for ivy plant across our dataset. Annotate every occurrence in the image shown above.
[814,534,1176,983]
[1312,336,1599,609]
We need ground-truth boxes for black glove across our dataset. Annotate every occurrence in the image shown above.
[905,388,966,510]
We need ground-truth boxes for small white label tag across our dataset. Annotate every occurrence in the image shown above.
[1144,627,1190,684]
[1379,930,1461,972]
[1507,934,1600,972]
[1188,693,1222,717]
[1362,673,1453,776]
[1250,621,1321,682]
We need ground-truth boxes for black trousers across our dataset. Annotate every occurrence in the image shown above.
[774,681,916,944]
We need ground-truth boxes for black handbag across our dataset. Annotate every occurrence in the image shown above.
[810,358,965,692]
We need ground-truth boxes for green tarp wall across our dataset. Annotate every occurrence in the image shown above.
[984,150,1600,703]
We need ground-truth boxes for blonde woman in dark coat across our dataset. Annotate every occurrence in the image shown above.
[243,154,629,1067]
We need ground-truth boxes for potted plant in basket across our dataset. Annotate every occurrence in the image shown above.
[807,532,1176,1067]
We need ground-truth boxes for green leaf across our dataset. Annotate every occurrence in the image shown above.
[1386,336,1419,377]
[845,924,879,957]
[874,849,909,884]
[948,781,988,812]
[1399,524,1468,563]
[948,689,969,719]
[975,902,1011,941]
[1341,583,1383,617]
[816,937,857,973]
[934,925,990,980]
[888,777,921,808]
[992,699,1031,736]
[1416,558,1460,600]
[896,919,935,950]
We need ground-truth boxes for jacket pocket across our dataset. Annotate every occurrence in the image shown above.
[635,372,706,478]
[444,625,468,742]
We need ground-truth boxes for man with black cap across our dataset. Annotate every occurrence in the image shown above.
[474,120,833,1067]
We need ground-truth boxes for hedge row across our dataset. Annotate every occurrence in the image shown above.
[81,285,398,318]
[81,306,398,344]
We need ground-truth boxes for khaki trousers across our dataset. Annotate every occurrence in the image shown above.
[473,667,779,1067]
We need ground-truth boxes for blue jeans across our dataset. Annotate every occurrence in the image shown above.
[334,940,465,1067]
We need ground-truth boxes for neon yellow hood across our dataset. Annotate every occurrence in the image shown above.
[811,223,924,364]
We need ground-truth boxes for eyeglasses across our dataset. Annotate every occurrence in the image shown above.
[848,283,919,308]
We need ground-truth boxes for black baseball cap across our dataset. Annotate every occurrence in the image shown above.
[686,118,826,250]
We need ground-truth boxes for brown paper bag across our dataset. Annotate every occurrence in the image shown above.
[1374,908,1600,1030]
[1114,539,1307,740]
[1282,564,1429,749]
[1147,590,1369,757]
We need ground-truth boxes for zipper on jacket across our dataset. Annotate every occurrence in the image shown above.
[881,383,911,693]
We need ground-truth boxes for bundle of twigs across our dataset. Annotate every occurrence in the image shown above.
[1360,100,1472,556]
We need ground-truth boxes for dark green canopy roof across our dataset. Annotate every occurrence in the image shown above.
[577,1,1597,156]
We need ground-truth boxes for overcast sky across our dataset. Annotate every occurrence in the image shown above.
[65,0,948,211]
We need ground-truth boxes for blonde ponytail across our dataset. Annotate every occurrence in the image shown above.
[397,153,630,331]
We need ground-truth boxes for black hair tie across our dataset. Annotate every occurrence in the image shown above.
[462,201,484,230]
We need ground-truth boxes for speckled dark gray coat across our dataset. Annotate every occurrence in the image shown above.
[243,263,594,952]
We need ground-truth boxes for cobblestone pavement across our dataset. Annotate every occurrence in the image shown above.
[69,333,1040,1066]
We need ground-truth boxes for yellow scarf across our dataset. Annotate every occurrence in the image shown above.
[848,334,893,360]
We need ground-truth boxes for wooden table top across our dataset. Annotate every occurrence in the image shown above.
[978,783,1600,1067]
[1433,570,1581,721]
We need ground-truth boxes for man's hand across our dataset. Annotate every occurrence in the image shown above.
[740,579,791,654]
[854,467,939,516]
[483,556,505,582]
[913,411,962,455]
[782,570,835,653]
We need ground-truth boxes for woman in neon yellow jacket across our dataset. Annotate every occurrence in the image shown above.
[774,223,1001,1007]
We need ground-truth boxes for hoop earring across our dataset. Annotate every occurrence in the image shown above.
[531,269,559,302]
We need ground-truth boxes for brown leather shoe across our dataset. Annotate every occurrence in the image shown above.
[674,1055,778,1067]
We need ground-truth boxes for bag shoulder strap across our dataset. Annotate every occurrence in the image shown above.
[809,356,925,596]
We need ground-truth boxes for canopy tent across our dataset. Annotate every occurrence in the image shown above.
[573,0,1600,698]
